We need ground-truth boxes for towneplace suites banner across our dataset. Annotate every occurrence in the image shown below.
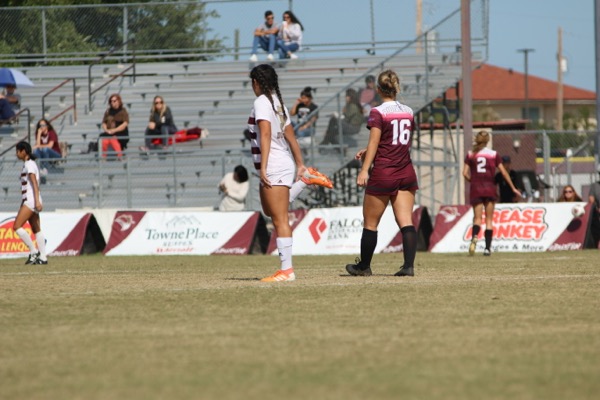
[429,202,593,253]
[267,206,432,255]
[103,210,264,255]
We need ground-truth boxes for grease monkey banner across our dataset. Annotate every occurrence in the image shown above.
[429,203,592,253]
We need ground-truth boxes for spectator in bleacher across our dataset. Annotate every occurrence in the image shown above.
[32,118,62,170]
[2,84,21,113]
[99,94,129,160]
[277,10,303,60]
[319,88,364,147]
[558,184,582,202]
[358,75,382,118]
[218,165,250,211]
[249,10,279,62]
[587,165,600,247]
[289,86,318,145]
[139,95,177,153]
[0,96,16,125]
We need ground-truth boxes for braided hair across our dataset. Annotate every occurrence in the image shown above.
[249,64,287,120]
[16,141,36,160]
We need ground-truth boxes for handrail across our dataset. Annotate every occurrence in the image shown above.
[0,107,32,157]
[42,78,78,124]
[88,39,136,112]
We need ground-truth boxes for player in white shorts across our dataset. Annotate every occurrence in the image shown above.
[247,64,333,282]
[14,141,48,265]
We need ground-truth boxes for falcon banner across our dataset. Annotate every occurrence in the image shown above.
[429,203,592,253]
[267,206,431,255]
[103,210,261,255]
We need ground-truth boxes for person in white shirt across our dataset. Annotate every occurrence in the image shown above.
[14,141,48,265]
[218,165,250,211]
[277,10,303,60]
[247,64,332,282]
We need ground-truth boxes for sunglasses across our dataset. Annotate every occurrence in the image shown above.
[39,123,47,127]
[154,101,163,104]
[564,190,573,193]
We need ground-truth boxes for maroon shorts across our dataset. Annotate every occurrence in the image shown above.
[365,167,418,196]
[470,196,497,206]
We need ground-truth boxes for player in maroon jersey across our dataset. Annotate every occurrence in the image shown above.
[463,131,520,256]
[345,70,418,277]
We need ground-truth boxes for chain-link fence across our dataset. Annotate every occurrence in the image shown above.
[490,130,599,203]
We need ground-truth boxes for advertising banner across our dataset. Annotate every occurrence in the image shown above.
[429,203,592,253]
[0,212,94,258]
[103,210,261,255]
[267,206,430,255]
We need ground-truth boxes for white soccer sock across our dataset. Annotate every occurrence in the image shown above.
[289,180,307,203]
[15,228,36,254]
[276,237,293,271]
[35,231,47,261]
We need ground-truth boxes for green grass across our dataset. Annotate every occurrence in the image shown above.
[1,252,599,400]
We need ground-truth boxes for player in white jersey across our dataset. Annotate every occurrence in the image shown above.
[14,141,48,265]
[247,64,332,282]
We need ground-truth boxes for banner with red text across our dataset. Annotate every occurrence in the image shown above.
[429,203,592,253]
[267,206,431,255]
[103,210,261,255]
[0,212,94,258]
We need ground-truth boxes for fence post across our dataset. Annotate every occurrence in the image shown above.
[542,130,551,201]
[41,9,47,62]
[126,157,132,208]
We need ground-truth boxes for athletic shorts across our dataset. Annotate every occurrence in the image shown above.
[365,168,419,196]
[470,196,497,206]
[22,198,40,214]
[258,155,295,188]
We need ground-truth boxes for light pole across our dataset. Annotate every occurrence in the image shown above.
[517,48,535,126]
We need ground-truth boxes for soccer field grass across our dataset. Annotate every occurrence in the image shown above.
[1,251,599,400]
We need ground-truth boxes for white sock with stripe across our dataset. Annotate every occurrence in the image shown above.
[276,237,293,271]
[15,228,36,254]
[289,180,307,203]
[35,231,47,261]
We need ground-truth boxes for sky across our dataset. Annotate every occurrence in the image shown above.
[207,0,596,92]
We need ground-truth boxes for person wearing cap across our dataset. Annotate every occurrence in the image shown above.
[494,155,519,203]
[588,164,600,247]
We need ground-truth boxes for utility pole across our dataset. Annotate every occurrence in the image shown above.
[557,27,563,131]
[595,0,600,165]
[461,0,472,204]
[416,0,423,54]
[517,48,535,126]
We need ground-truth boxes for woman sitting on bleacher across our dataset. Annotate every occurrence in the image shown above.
[139,95,177,153]
[32,118,62,170]
[319,88,364,148]
[99,94,129,160]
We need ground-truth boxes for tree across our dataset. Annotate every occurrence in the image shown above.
[0,0,224,64]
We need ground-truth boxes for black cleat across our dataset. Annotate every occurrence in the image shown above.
[25,252,40,265]
[345,258,372,276]
[483,248,491,256]
[35,258,48,265]
[394,266,414,277]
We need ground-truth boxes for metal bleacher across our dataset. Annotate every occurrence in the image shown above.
[0,50,471,212]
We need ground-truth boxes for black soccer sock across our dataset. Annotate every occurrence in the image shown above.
[485,229,493,250]
[360,228,378,268]
[472,225,481,240]
[401,225,417,269]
